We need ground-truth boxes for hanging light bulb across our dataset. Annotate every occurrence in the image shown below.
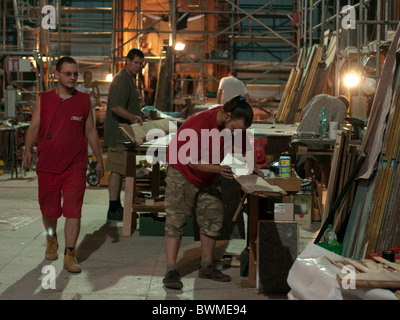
[106,73,113,82]
[174,42,185,51]
[344,72,360,88]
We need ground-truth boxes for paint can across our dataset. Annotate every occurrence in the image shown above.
[279,154,291,178]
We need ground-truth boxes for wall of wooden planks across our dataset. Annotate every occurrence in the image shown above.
[321,128,359,236]
[341,23,400,259]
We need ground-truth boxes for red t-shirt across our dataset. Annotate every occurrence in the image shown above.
[36,88,90,174]
[167,106,251,188]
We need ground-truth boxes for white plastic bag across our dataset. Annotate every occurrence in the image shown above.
[287,243,398,300]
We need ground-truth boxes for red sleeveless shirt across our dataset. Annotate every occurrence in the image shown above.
[36,88,90,174]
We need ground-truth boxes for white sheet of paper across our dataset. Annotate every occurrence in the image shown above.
[220,153,250,176]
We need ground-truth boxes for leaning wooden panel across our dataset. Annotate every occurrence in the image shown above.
[285,46,317,124]
[257,221,299,294]
[281,69,303,123]
[336,272,400,289]
[321,130,345,224]
[365,87,400,254]
[277,68,298,121]
[294,46,324,123]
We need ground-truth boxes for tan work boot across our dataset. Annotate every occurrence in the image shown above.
[45,235,58,260]
[64,248,81,273]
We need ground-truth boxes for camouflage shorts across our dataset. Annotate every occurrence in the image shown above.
[106,145,127,176]
[164,166,223,239]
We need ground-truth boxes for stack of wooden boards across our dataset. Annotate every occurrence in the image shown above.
[341,24,400,259]
[360,87,400,255]
[344,82,400,257]
[325,255,400,295]
[276,32,336,124]
[119,119,171,145]
[322,128,359,234]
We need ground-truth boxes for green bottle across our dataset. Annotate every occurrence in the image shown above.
[319,107,327,137]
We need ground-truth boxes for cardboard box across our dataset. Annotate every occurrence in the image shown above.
[274,203,294,221]
[293,193,313,227]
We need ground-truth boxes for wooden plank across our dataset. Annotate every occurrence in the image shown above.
[374,256,400,272]
[336,272,400,289]
[361,102,381,154]
[333,132,351,230]
[337,145,358,229]
[321,130,345,224]
[341,179,370,258]
[377,91,400,251]
[341,257,371,273]
[366,86,400,254]
[278,69,303,124]
[122,176,135,237]
[361,259,388,273]
[294,46,324,123]
[378,161,400,251]
[324,256,344,270]
[336,129,351,196]
[365,161,393,253]
[344,102,382,257]
[276,68,297,121]
[385,168,400,249]
[235,175,286,196]
[349,178,377,259]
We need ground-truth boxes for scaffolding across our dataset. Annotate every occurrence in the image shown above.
[1,0,51,108]
[297,0,400,97]
[4,1,399,113]
[2,1,302,111]
[110,0,299,111]
[1,1,114,111]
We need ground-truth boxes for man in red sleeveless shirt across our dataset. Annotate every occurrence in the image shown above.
[23,57,104,273]
[162,95,263,289]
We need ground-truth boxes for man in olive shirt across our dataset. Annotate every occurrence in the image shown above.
[104,48,147,220]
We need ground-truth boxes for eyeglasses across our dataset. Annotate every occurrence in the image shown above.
[59,72,80,78]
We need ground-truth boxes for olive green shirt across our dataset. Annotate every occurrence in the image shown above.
[104,68,141,147]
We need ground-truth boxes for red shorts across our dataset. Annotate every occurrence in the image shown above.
[37,168,86,219]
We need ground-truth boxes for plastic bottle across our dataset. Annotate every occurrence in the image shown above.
[323,224,337,244]
[319,107,327,137]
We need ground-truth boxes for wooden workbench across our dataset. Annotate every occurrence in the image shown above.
[119,123,173,237]
[291,136,335,156]
[121,141,168,237]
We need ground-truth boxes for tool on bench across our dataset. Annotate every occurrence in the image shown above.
[345,117,367,140]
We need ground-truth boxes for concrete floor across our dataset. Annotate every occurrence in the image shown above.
[0,169,319,301]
